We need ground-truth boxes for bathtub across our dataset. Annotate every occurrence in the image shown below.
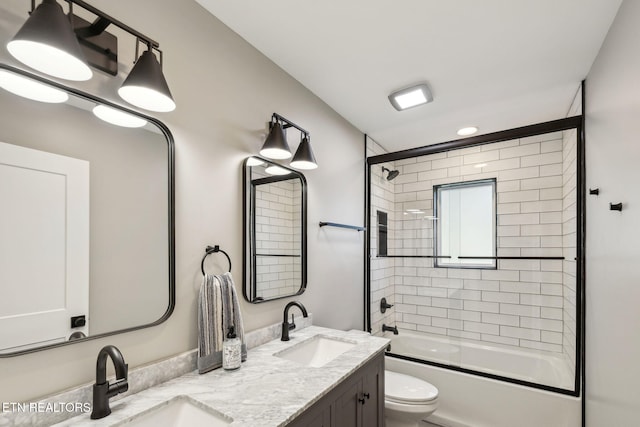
[385,331,581,427]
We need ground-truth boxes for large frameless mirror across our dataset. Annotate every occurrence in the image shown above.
[0,64,174,356]
[243,156,306,303]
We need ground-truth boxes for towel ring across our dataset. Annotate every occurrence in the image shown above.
[201,245,232,276]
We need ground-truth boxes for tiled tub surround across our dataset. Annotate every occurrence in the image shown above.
[8,323,388,427]
[369,130,579,370]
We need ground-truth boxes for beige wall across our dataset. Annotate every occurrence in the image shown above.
[0,0,364,402]
[585,0,640,424]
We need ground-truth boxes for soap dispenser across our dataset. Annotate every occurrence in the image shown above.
[223,326,241,371]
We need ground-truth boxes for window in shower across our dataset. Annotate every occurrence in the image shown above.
[434,179,496,269]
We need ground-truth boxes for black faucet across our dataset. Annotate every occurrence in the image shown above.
[90,345,129,420]
[281,301,308,341]
[382,324,399,335]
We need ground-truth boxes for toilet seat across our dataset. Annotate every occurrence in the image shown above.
[385,370,438,404]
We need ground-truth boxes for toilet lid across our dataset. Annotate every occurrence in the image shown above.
[385,370,438,403]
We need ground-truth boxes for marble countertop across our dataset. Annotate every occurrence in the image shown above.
[53,326,389,427]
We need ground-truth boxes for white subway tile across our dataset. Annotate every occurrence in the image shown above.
[520,294,563,308]
[447,269,482,279]
[432,156,463,169]
[521,271,563,284]
[499,190,540,204]
[521,224,562,236]
[432,317,463,330]
[448,289,482,300]
[497,180,521,193]
[464,279,500,291]
[500,281,540,294]
[499,259,541,271]
[500,326,540,341]
[540,164,563,177]
[521,200,564,213]
[499,213,540,225]
[521,176,563,190]
[402,161,432,174]
[417,287,449,298]
[500,143,540,159]
[539,187,563,200]
[521,151,563,167]
[482,291,519,304]
[395,304,417,314]
[481,139,519,151]
[402,295,431,306]
[464,150,500,165]
[500,303,540,317]
[481,270,520,281]
[448,309,482,322]
[403,313,432,326]
[540,212,563,223]
[540,139,563,153]
[395,285,418,295]
[432,298,464,309]
[520,317,563,332]
[541,307,563,320]
[541,236,563,248]
[541,331,564,344]
[497,203,521,214]
[464,321,500,335]
[498,225,521,237]
[432,277,464,289]
[541,284,563,296]
[464,300,499,313]
[499,236,541,248]
[417,306,448,318]
[499,167,540,181]
[482,313,520,327]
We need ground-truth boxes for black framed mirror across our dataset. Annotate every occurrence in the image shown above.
[242,156,306,303]
[0,64,175,356]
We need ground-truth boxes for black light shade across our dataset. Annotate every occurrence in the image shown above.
[7,0,92,81]
[118,49,176,112]
[290,135,318,170]
[260,122,292,159]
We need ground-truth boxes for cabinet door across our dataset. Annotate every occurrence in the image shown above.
[362,355,385,427]
[334,380,361,427]
[288,403,331,427]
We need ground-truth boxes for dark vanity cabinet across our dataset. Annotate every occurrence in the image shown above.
[288,351,384,427]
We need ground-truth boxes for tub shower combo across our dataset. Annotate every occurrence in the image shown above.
[366,112,584,427]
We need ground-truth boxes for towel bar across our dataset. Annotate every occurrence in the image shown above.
[201,245,232,275]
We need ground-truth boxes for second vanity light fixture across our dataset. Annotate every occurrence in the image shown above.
[260,113,318,170]
[7,0,175,112]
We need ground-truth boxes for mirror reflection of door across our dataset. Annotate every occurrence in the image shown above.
[0,142,89,352]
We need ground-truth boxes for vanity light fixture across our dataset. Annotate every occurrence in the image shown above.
[457,126,479,136]
[0,69,68,103]
[92,105,147,128]
[7,0,175,112]
[388,83,433,111]
[260,113,318,169]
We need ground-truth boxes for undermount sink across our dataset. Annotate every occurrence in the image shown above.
[275,335,357,367]
[116,396,232,427]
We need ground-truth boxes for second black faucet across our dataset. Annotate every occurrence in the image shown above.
[281,301,308,341]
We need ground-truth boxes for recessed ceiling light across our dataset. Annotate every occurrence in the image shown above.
[457,126,478,136]
[388,83,433,111]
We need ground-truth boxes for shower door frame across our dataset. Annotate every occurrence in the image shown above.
[364,114,585,398]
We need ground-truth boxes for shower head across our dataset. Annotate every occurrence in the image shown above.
[382,166,400,181]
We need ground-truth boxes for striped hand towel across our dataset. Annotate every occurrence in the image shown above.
[197,272,247,374]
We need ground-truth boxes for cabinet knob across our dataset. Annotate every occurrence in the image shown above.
[363,393,370,400]
[358,397,366,405]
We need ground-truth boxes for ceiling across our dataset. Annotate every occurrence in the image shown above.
[196,0,622,152]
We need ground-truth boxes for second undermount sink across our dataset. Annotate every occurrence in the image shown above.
[116,395,232,427]
[275,335,357,367]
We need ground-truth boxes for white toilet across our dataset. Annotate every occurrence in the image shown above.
[385,370,439,427]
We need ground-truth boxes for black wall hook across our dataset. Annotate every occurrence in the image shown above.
[610,203,623,211]
[201,245,232,276]
[589,188,599,196]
